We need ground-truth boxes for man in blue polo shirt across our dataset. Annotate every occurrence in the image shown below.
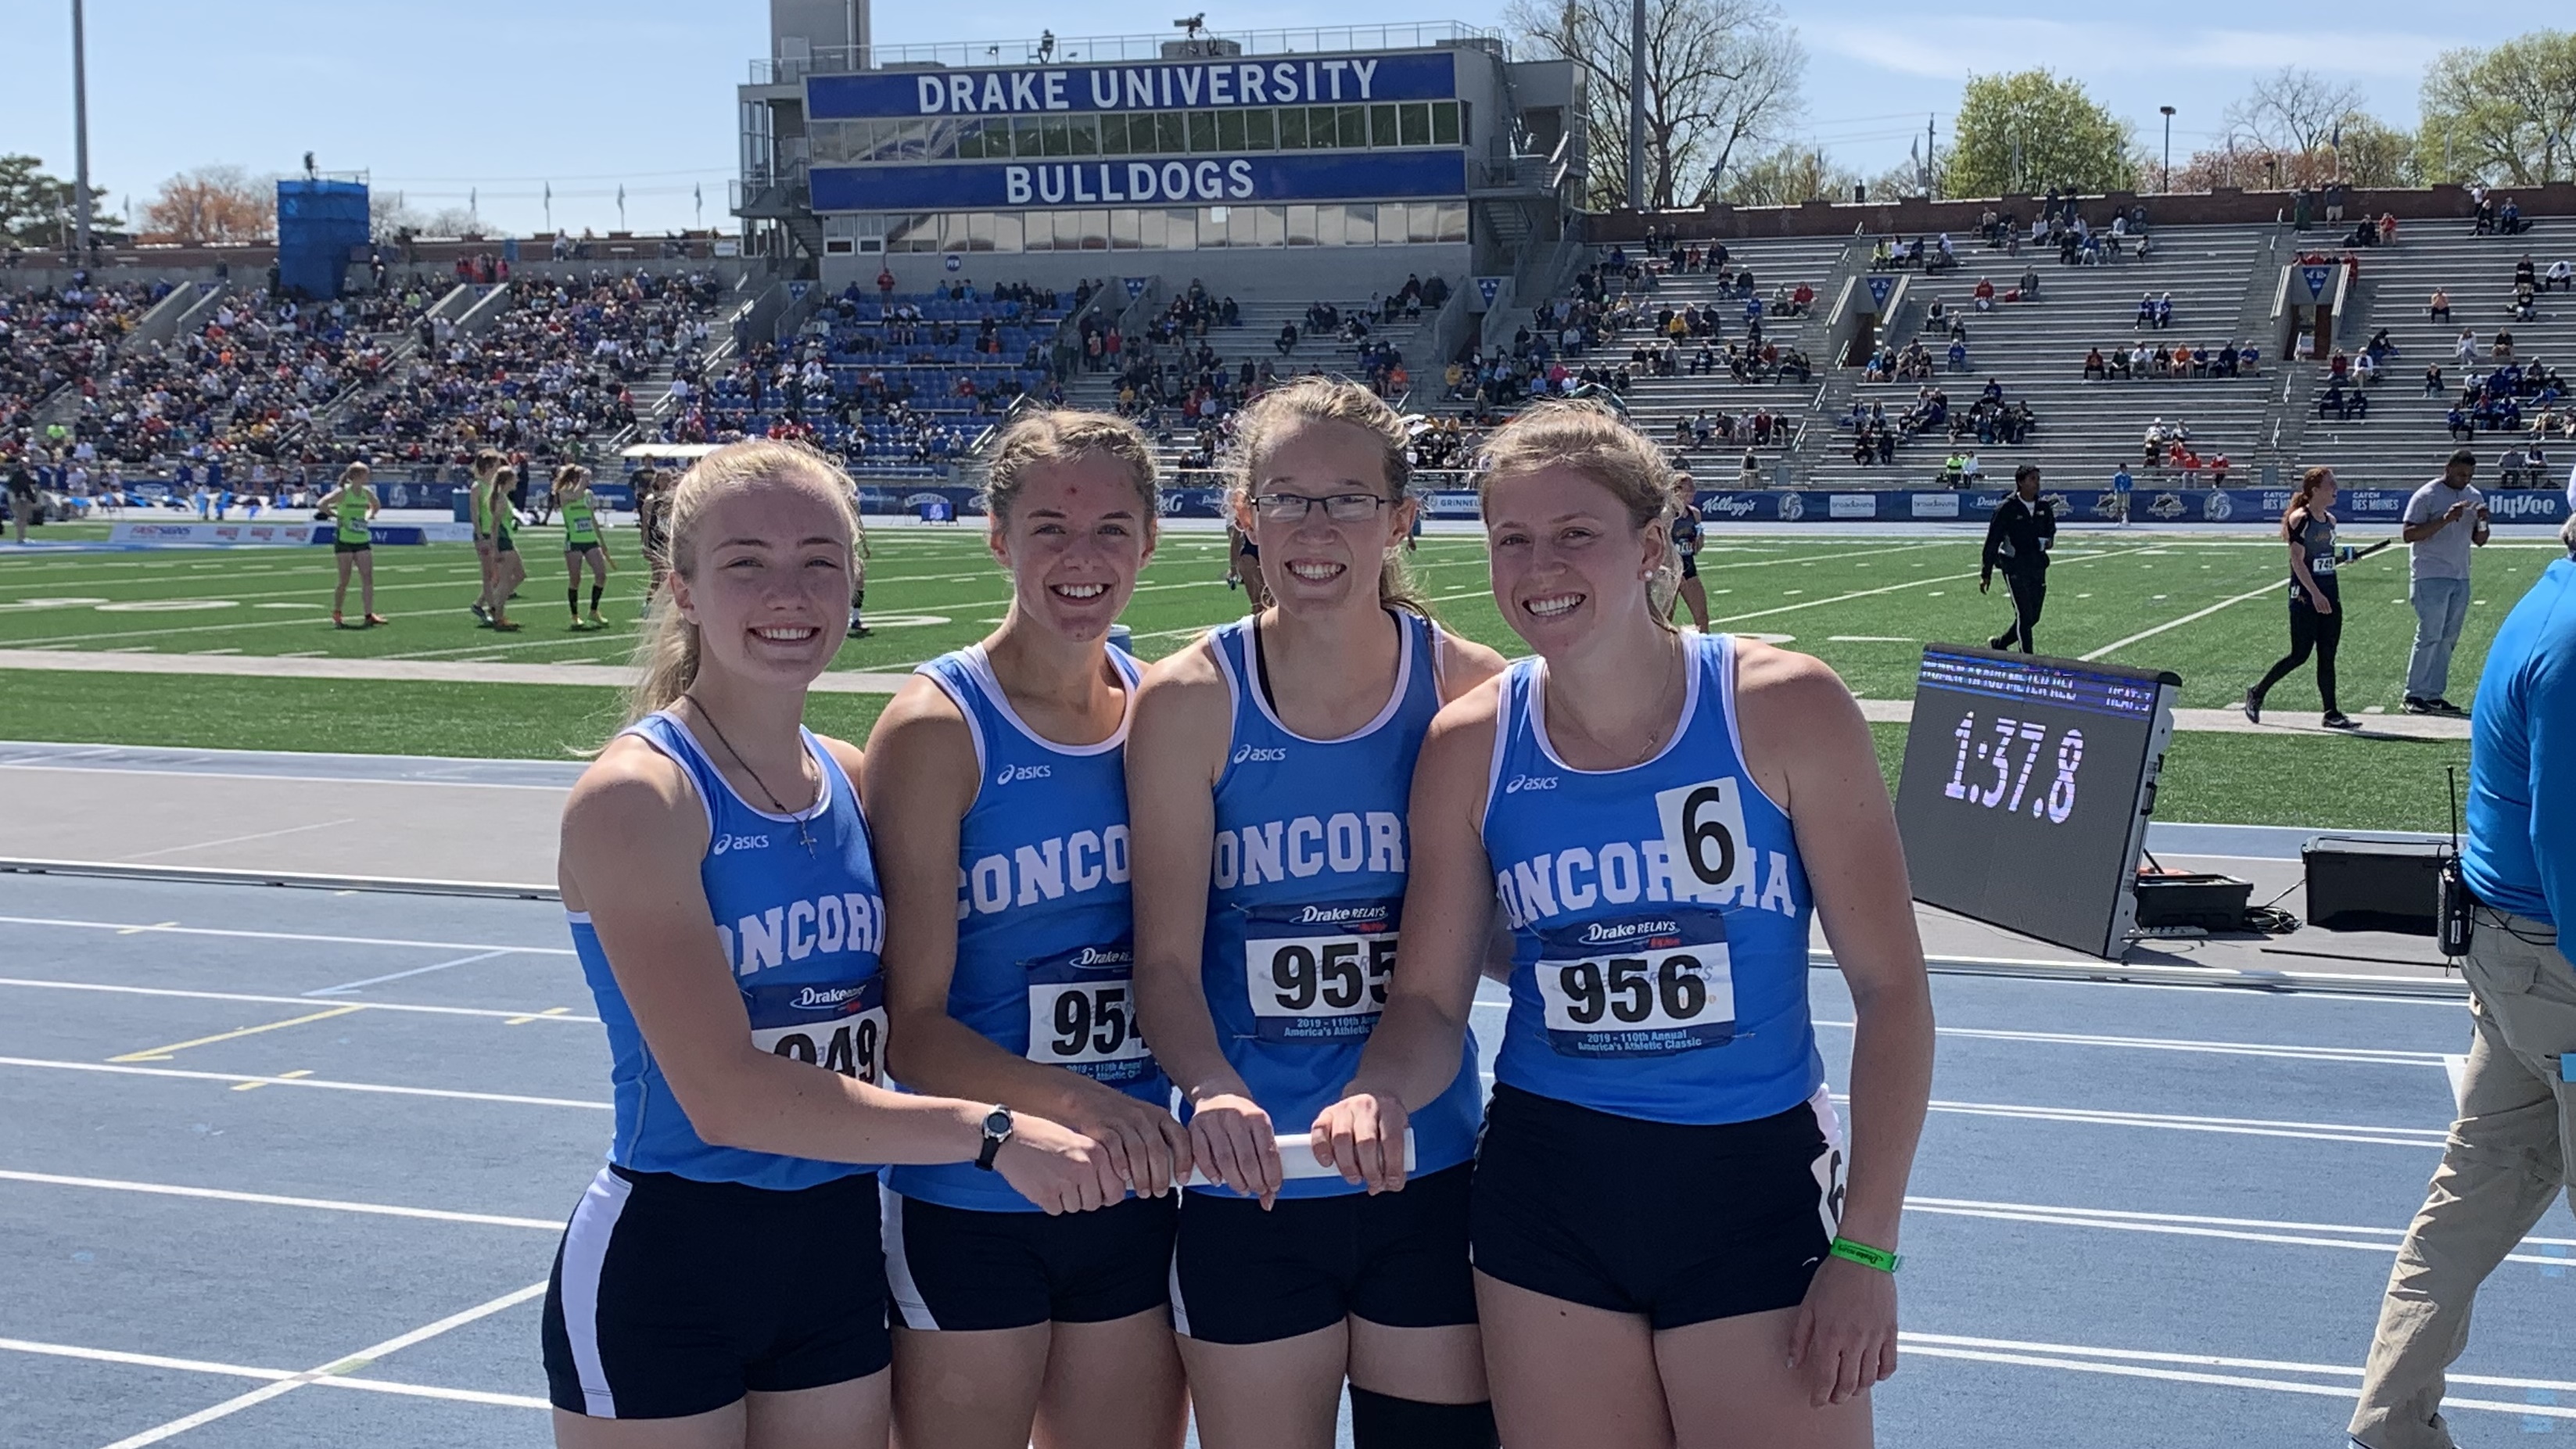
[2351,516,2576,1449]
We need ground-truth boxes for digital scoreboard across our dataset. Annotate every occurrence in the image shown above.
[1893,646,2181,958]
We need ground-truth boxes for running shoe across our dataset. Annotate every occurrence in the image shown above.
[332,612,347,628]
[2241,688,2264,724]
[2400,697,2434,715]
[492,619,522,633]
[587,612,609,629]
[2321,712,2361,730]
[365,613,389,626]
[2427,698,2469,717]
[472,602,490,623]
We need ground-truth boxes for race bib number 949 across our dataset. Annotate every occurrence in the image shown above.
[745,977,887,1085]
[1242,900,1398,1043]
[1024,943,1157,1086]
[1534,912,1734,1058]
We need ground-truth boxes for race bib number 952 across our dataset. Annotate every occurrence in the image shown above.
[745,976,886,1085]
[1242,900,1398,1043]
[1534,912,1735,1058]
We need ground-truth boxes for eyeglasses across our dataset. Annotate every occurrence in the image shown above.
[1250,492,1388,525]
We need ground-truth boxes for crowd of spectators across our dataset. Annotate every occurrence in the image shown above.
[1842,377,2040,468]
[56,289,393,467]
[2080,339,2261,381]
[1,277,167,453]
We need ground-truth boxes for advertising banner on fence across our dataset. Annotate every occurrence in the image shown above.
[1674,488,2571,526]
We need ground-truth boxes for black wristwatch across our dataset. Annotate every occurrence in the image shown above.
[973,1106,1014,1171]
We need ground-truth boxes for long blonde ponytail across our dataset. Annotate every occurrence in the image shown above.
[619,439,863,728]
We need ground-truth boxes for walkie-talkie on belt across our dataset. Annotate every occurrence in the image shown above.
[2438,766,2474,958]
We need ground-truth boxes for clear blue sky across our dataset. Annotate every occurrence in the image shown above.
[0,1,2541,236]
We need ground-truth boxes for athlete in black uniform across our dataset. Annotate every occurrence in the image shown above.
[2245,467,2366,729]
[1981,464,2054,653]
[1667,472,1710,630]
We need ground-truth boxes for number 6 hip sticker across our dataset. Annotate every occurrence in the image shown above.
[1656,777,1753,905]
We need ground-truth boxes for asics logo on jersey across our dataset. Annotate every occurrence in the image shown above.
[995,763,1053,786]
[711,833,771,855]
[1504,774,1559,793]
[1232,744,1290,764]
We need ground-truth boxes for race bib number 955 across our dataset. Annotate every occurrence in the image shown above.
[1242,900,1398,1043]
[1024,942,1156,1085]
[745,977,887,1085]
[1534,912,1735,1058]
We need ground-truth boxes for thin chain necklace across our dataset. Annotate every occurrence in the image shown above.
[683,693,819,855]
[1547,633,1684,768]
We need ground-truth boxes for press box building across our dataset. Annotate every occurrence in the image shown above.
[738,2,1580,292]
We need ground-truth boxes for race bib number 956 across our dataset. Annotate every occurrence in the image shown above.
[1242,900,1398,1043]
[1534,912,1734,1058]
[1656,777,1753,906]
[745,977,886,1085]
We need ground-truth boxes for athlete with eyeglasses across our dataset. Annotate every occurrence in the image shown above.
[1130,378,1509,1449]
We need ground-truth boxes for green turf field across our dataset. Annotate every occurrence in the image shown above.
[2,525,2539,830]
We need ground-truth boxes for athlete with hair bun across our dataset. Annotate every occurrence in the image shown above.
[1129,377,1509,1449]
[863,411,1188,1449]
[557,464,614,629]
[317,461,387,628]
[544,438,1119,1449]
[1325,400,1935,1448]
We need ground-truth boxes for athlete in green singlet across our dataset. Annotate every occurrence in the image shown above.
[556,464,614,629]
[482,465,525,632]
[318,462,388,628]
[468,448,503,623]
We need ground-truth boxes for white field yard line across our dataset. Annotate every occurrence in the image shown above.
[2079,544,2396,662]
[0,913,575,953]
[0,1055,615,1110]
[1897,1332,2576,1415]
[0,974,601,1023]
[1903,1196,2576,1265]
[1704,543,2168,629]
[95,1281,552,1447]
[1810,1017,2451,1067]
[0,1338,551,1411]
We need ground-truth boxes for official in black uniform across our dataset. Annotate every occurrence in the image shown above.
[1981,464,2055,652]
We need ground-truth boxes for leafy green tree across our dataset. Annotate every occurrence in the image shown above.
[2416,30,2576,185]
[1941,70,2137,199]
[0,155,78,247]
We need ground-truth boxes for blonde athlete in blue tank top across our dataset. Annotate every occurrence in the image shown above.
[863,413,1189,1449]
[1326,403,1936,1449]
[1128,379,1509,1449]
[544,439,1119,1447]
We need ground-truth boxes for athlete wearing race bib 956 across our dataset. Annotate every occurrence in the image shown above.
[544,439,1113,1445]
[1327,402,1935,1449]
[1129,378,1509,1449]
[864,412,1186,1449]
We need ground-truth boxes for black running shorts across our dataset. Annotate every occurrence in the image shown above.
[1171,1162,1478,1345]
[541,1166,889,1419]
[884,1190,1176,1332]
[1470,1083,1841,1330]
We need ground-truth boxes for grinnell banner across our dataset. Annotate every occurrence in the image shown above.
[808,52,1455,119]
[809,150,1466,212]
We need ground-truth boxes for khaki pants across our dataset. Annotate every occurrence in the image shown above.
[2351,907,2576,1448]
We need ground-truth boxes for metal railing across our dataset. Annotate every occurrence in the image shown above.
[752,21,1498,82]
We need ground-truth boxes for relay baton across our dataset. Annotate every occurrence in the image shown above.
[1186,1128,1418,1187]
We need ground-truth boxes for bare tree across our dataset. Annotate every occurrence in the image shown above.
[2223,66,2368,159]
[1715,143,1860,206]
[139,164,275,246]
[1505,0,1805,211]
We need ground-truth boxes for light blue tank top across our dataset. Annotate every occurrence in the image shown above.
[888,644,1165,1213]
[568,712,888,1189]
[1481,633,1824,1125]
[1197,611,1483,1199]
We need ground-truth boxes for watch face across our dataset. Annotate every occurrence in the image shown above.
[983,1108,1013,1136]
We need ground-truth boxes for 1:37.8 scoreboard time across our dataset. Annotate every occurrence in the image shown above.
[1893,646,2181,959]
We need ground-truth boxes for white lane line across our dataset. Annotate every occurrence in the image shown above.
[2081,576,2298,662]
[1900,1335,2576,1417]
[0,975,600,1024]
[115,817,361,863]
[0,1169,565,1230]
[0,1336,548,1408]
[0,1056,611,1110]
[2443,1053,2470,1110]
[0,915,574,955]
[0,762,571,791]
[1918,1096,2446,1147]
[1907,1196,2576,1264]
[96,1282,551,1447]
[304,949,518,996]
[1813,1018,2450,1067]
[1903,1331,2576,1393]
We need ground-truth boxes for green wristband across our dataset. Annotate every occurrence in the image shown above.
[1828,1237,1902,1274]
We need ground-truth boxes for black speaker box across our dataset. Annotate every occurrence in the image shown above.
[2133,873,2253,931]
[2303,837,2445,934]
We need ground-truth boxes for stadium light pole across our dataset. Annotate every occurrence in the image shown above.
[2159,106,2175,194]
[1626,0,1645,211]
[71,0,93,255]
